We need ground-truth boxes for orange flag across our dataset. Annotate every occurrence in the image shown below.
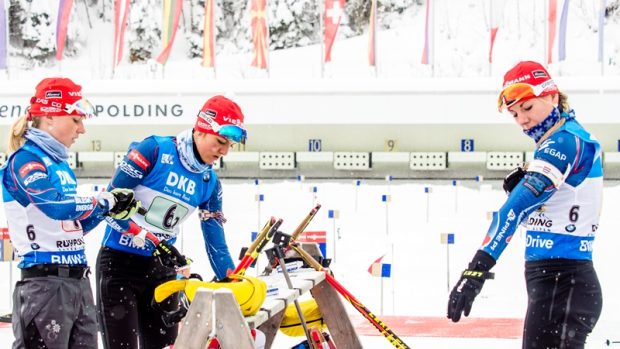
[203,0,215,68]
[368,0,376,66]
[250,0,268,69]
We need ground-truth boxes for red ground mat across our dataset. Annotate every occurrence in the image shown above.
[351,315,524,339]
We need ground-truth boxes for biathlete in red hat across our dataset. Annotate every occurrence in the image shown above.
[447,61,603,348]
[96,95,247,349]
[1,77,140,349]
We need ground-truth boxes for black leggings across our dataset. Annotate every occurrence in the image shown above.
[96,247,179,349]
[523,259,602,349]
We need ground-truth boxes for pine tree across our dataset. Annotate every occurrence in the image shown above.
[10,0,56,66]
[269,0,319,50]
[128,0,161,62]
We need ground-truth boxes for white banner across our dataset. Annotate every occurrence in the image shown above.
[0,96,202,125]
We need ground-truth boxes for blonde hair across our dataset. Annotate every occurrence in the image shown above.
[558,91,570,112]
[7,115,41,154]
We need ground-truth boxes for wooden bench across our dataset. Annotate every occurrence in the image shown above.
[175,268,362,348]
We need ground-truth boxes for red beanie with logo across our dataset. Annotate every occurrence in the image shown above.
[195,95,245,135]
[28,77,84,119]
[497,61,559,111]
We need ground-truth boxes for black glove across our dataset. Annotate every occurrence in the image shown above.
[153,240,189,269]
[447,250,496,322]
[188,273,203,281]
[502,166,526,195]
[98,188,142,220]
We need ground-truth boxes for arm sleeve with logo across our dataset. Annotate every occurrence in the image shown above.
[533,132,578,178]
[104,137,159,233]
[480,132,582,261]
[199,179,235,280]
[3,150,106,222]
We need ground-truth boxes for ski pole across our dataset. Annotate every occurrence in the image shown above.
[264,204,321,274]
[233,217,283,276]
[289,204,322,243]
[291,243,411,349]
[273,244,314,346]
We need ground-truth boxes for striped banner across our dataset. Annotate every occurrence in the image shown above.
[368,0,377,66]
[421,0,431,65]
[156,0,183,64]
[113,0,130,68]
[0,0,7,69]
[55,0,74,61]
[202,0,215,68]
[250,0,268,69]
[547,0,557,64]
[558,0,570,61]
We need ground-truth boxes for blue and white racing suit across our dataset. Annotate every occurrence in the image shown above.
[480,115,603,348]
[96,134,235,349]
[100,135,235,278]
[1,139,107,349]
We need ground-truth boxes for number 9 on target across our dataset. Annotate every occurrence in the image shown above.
[384,139,397,152]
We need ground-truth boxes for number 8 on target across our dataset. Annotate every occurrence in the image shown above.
[461,139,474,152]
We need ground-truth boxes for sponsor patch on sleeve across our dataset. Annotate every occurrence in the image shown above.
[23,172,48,186]
[523,174,546,197]
[127,149,150,170]
[18,162,46,177]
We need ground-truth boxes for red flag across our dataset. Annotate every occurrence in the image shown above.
[368,0,377,66]
[55,0,74,61]
[202,0,215,68]
[113,0,130,67]
[323,0,345,62]
[547,0,557,64]
[156,0,183,64]
[250,0,268,69]
[488,0,506,63]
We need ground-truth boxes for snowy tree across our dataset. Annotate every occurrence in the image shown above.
[9,0,56,66]
[269,0,319,49]
[186,0,205,59]
[127,0,161,62]
[7,0,88,67]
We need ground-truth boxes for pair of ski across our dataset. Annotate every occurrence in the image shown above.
[234,203,322,277]
[206,204,322,349]
[240,204,410,349]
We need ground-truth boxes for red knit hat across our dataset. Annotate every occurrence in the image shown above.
[497,61,559,111]
[28,77,94,119]
[195,95,247,143]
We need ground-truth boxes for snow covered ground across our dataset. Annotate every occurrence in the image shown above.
[0,178,619,348]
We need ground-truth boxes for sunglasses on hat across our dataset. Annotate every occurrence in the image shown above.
[497,80,557,112]
[198,111,247,144]
[65,99,96,118]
